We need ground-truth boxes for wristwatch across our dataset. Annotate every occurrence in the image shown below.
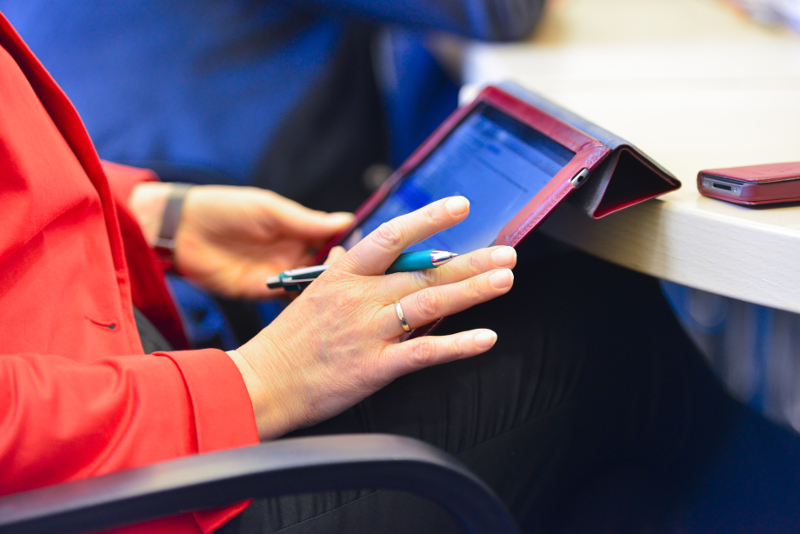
[154,183,192,272]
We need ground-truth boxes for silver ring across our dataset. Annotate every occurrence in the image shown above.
[395,301,411,333]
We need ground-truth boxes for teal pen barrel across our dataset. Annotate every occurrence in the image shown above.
[385,251,435,274]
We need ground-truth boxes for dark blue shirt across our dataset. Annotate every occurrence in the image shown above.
[1,0,542,191]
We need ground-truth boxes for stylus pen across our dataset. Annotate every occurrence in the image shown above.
[266,249,458,292]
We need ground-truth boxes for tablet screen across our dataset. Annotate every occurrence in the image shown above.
[342,103,575,254]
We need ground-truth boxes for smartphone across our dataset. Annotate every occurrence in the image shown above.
[698,162,800,206]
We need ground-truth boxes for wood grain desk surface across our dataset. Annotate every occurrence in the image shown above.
[460,0,800,314]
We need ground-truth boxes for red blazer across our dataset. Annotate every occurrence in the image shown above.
[0,13,259,533]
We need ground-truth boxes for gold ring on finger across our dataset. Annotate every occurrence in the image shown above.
[395,301,411,333]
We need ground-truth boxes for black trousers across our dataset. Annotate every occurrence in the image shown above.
[216,248,800,533]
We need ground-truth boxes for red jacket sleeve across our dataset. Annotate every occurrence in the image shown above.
[0,348,259,533]
[0,14,259,532]
[101,160,158,206]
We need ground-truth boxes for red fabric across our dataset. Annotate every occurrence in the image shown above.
[101,160,159,204]
[0,12,258,533]
[100,159,189,349]
[117,199,191,350]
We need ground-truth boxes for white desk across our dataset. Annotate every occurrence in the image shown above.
[459,0,800,314]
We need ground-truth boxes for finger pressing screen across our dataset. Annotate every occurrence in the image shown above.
[342,196,470,276]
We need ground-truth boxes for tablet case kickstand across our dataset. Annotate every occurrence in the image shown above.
[499,82,681,219]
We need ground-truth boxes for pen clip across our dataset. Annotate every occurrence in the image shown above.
[281,276,318,284]
[266,264,331,291]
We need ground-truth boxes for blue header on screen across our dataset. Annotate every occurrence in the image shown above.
[343,103,575,254]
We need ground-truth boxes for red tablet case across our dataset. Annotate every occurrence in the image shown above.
[319,83,680,257]
[698,162,800,205]
[317,83,681,335]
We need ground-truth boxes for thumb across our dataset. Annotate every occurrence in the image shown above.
[264,194,354,239]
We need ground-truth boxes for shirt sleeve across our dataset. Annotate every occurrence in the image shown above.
[290,0,545,40]
[0,348,259,533]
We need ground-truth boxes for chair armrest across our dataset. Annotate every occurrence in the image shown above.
[0,434,519,534]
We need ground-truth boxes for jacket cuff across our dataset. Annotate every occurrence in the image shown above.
[156,349,260,533]
[101,160,158,205]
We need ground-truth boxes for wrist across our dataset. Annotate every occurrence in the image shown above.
[128,182,172,244]
[230,332,310,441]
[127,182,193,272]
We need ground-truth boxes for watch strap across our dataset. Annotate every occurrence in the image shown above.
[154,183,192,271]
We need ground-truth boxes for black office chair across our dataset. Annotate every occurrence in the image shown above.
[0,434,520,534]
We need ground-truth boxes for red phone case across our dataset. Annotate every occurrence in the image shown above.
[698,162,800,206]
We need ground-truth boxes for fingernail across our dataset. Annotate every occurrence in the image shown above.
[474,331,498,349]
[491,247,516,267]
[329,212,354,225]
[445,196,469,216]
[489,269,514,289]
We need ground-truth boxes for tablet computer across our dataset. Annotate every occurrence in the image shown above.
[317,85,608,261]
[314,84,678,335]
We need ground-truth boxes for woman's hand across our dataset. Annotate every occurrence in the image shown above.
[128,182,353,299]
[230,196,517,440]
